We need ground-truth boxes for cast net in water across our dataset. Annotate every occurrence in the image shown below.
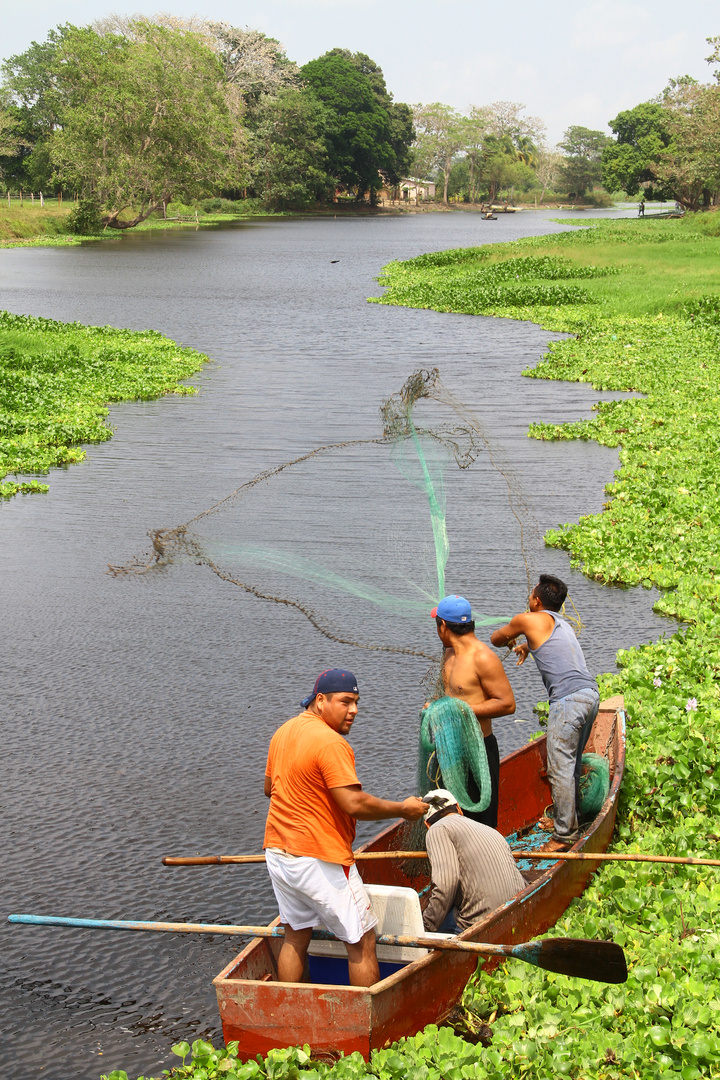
[110,368,539,659]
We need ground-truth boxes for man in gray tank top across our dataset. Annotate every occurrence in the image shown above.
[490,574,599,852]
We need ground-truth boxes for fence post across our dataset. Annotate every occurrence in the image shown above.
[6,190,9,207]
[20,189,23,204]
[40,191,44,207]
[31,192,34,204]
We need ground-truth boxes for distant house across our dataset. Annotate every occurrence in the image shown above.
[399,178,436,202]
[377,177,436,205]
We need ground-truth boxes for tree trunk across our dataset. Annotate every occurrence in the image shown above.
[443,152,451,205]
[103,199,167,229]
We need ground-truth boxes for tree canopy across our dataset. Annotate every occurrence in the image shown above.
[48,22,241,227]
[601,103,673,198]
[558,125,607,196]
[300,51,396,200]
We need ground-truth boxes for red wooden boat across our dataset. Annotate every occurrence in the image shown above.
[213,695,625,1061]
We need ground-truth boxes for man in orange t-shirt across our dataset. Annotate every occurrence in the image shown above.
[264,668,426,987]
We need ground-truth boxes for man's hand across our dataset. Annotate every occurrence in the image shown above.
[400,796,429,821]
[514,642,530,666]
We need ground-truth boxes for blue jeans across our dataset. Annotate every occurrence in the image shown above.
[546,688,600,842]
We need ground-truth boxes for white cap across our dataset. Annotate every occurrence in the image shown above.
[423,788,459,823]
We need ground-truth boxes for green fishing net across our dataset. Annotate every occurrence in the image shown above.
[579,753,610,820]
[418,696,491,813]
[111,368,537,659]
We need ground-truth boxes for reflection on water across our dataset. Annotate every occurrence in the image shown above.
[0,208,674,1079]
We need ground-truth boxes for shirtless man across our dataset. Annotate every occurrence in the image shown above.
[431,595,516,829]
[490,574,599,851]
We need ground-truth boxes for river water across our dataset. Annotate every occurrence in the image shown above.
[0,208,673,1080]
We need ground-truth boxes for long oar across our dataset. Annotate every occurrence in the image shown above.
[7,914,627,984]
[162,851,720,868]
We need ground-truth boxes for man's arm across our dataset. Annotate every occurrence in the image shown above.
[472,649,516,718]
[330,785,426,821]
[490,612,534,649]
[264,775,272,798]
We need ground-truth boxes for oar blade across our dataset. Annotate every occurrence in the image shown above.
[512,937,627,984]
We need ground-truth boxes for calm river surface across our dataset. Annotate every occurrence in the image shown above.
[0,208,673,1080]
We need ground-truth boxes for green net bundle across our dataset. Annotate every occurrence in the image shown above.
[579,753,610,820]
[418,696,491,813]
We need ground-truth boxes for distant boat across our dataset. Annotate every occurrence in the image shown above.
[213,697,625,1062]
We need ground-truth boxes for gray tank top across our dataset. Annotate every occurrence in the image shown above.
[530,612,597,703]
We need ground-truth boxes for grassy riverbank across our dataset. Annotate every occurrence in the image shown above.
[0,200,287,247]
[0,311,209,497]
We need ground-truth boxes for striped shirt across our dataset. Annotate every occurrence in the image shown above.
[423,813,527,932]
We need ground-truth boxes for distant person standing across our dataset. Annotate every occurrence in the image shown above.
[638,200,645,217]
[490,575,599,852]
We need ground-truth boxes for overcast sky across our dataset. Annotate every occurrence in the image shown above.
[3,1,719,143]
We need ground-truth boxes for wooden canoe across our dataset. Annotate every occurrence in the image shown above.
[213,695,625,1061]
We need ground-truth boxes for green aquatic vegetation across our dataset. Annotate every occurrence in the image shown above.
[0,311,208,497]
[373,255,617,317]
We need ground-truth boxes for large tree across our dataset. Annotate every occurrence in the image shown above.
[47,23,242,228]
[558,125,607,196]
[301,51,394,202]
[322,49,414,187]
[250,88,333,208]
[412,102,465,204]
[654,77,720,209]
[601,103,673,198]
[0,24,76,190]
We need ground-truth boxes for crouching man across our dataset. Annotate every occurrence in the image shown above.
[422,789,526,933]
[263,668,427,986]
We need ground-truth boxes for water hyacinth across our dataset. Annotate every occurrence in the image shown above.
[0,310,208,498]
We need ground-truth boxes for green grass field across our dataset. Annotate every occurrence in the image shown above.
[0,202,73,243]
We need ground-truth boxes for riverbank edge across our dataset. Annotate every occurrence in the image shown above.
[0,199,648,249]
[0,310,210,498]
[0,203,416,248]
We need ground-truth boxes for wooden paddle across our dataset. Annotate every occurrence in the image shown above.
[162,850,720,868]
[7,914,627,984]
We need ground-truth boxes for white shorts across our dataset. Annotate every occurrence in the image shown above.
[265,849,378,944]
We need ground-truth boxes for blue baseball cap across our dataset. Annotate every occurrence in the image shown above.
[430,595,473,622]
[301,668,359,709]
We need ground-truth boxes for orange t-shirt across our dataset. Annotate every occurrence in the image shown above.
[263,711,361,866]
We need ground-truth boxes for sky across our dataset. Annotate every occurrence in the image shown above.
[2,0,719,143]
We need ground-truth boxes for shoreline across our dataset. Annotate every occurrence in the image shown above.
[0,198,664,249]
